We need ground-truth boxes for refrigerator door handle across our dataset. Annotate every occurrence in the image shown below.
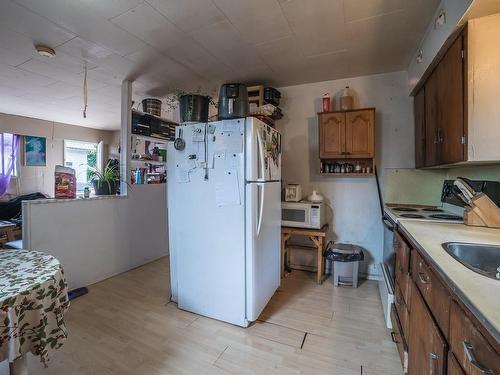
[256,127,266,181]
[256,183,265,236]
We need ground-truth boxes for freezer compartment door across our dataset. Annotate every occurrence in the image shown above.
[245,181,281,322]
[245,118,281,182]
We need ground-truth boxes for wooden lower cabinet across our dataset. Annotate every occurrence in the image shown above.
[411,249,451,339]
[391,304,409,373]
[408,280,447,375]
[393,229,499,375]
[449,302,499,375]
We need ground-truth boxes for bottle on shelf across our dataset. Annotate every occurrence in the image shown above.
[340,86,354,110]
[322,93,331,112]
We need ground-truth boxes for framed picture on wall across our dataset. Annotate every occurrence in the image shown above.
[23,136,47,166]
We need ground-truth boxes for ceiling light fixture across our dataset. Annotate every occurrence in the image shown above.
[35,45,56,58]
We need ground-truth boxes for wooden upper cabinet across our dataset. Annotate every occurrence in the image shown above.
[345,109,374,158]
[437,35,465,165]
[319,112,345,158]
[319,109,375,160]
[425,68,440,167]
[415,29,467,168]
[414,88,426,168]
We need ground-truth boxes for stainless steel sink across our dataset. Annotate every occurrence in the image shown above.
[442,242,500,280]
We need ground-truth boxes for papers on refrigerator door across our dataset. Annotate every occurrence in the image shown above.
[215,168,241,206]
[175,160,196,183]
[215,131,243,154]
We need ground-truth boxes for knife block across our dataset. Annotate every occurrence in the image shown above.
[464,193,500,228]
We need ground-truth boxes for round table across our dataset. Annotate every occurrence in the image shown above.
[0,250,70,374]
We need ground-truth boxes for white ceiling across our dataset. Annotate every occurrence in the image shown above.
[0,0,439,130]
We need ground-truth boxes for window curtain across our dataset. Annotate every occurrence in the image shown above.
[0,133,20,197]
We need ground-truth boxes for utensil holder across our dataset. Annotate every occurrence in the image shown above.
[464,193,500,229]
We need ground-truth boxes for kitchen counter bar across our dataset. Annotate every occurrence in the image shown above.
[397,220,500,343]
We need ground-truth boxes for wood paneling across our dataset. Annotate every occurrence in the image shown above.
[319,112,345,158]
[414,88,425,168]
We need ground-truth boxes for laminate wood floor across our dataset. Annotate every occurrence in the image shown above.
[4,257,402,374]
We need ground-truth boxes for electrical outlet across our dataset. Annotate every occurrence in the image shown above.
[368,263,379,275]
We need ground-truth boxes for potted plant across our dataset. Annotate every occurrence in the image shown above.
[88,162,120,195]
[166,89,217,123]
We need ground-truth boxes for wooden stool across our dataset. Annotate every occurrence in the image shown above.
[281,224,329,284]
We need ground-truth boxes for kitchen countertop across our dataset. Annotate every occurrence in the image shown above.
[397,220,500,343]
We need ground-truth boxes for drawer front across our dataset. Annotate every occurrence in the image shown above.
[412,249,451,338]
[448,352,466,375]
[391,304,408,373]
[408,281,447,375]
[395,283,410,341]
[450,302,500,375]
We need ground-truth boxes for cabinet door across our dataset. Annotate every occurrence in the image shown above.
[414,88,426,168]
[345,110,374,158]
[412,250,451,339]
[319,112,345,158]
[449,302,499,375]
[425,69,440,166]
[447,352,465,375]
[437,35,465,164]
[408,281,447,375]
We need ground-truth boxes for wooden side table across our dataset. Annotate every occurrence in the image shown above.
[281,224,329,284]
[0,222,15,248]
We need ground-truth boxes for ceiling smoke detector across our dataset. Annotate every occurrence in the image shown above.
[35,45,56,58]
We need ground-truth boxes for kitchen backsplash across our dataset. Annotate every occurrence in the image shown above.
[383,164,500,205]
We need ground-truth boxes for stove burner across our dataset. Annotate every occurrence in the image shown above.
[429,214,462,220]
[422,208,444,212]
[400,213,425,218]
[393,207,418,212]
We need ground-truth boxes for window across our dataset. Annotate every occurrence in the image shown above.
[63,140,98,193]
[1,133,18,177]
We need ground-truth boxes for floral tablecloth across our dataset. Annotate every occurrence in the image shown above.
[0,250,70,365]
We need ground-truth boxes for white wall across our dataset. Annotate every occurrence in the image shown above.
[0,112,115,197]
[277,71,413,278]
[407,0,472,91]
[22,184,168,290]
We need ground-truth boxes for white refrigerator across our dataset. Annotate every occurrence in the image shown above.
[167,117,281,327]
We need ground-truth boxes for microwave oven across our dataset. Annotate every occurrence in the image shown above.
[281,201,326,229]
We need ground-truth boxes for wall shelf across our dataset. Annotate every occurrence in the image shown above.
[132,134,170,144]
[130,159,166,166]
[319,173,374,177]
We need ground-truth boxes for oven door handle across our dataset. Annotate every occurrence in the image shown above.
[382,216,395,232]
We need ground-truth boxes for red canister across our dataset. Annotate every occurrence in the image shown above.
[322,93,331,112]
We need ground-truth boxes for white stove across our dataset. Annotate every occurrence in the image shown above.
[384,204,464,224]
